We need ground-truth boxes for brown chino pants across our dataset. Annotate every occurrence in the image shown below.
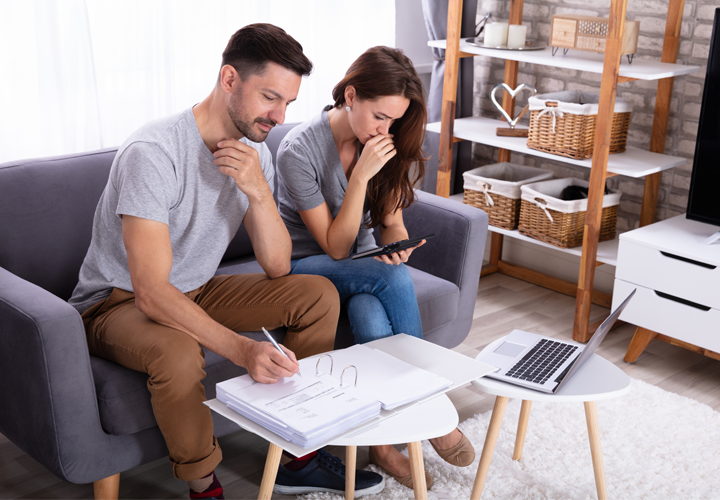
[81,273,339,481]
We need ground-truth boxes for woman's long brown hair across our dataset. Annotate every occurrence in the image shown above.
[332,46,427,229]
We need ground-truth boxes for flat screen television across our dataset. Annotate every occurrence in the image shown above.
[687,7,720,243]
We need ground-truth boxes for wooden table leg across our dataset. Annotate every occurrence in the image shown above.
[407,441,428,500]
[584,401,608,500]
[513,400,532,460]
[258,443,283,500]
[624,327,658,363]
[345,445,357,500]
[471,396,509,500]
[93,473,120,500]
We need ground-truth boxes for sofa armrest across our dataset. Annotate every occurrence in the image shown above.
[0,267,105,481]
[401,191,488,348]
[403,190,488,288]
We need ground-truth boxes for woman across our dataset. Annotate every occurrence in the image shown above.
[276,46,474,489]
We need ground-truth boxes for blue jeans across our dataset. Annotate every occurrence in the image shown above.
[290,254,423,344]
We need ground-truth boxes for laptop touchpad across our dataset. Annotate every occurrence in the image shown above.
[494,342,526,357]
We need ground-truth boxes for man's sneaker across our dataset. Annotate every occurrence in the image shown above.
[274,449,385,497]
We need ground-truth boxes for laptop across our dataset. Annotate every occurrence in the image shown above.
[478,289,636,394]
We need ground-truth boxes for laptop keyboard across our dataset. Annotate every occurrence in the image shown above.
[505,339,579,385]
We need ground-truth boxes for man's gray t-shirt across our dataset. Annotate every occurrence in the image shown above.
[276,105,375,260]
[69,107,274,314]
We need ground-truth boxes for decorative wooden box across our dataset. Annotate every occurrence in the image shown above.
[550,16,639,58]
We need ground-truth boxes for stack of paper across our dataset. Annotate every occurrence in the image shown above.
[216,357,381,449]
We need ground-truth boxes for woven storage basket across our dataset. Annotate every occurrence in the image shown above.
[527,90,632,160]
[518,178,621,248]
[463,163,553,230]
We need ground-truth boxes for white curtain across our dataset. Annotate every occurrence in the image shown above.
[0,0,395,163]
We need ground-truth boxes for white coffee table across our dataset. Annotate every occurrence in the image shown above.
[258,394,459,500]
[209,335,493,500]
[469,336,631,500]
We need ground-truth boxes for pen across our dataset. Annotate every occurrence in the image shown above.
[261,327,301,377]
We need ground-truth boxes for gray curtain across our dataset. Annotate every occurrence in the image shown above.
[420,0,478,195]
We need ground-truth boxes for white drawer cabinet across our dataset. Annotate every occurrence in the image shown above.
[612,215,720,361]
[613,280,720,353]
[615,238,720,310]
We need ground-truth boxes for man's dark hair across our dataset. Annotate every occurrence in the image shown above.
[221,23,313,80]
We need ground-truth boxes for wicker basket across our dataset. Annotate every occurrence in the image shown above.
[462,163,553,230]
[527,90,632,160]
[518,178,621,248]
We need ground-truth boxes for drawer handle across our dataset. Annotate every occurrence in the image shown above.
[660,251,716,269]
[654,291,711,311]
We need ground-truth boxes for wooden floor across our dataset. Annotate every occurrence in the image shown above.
[3,273,720,499]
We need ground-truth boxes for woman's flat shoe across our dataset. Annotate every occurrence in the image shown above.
[430,429,475,467]
[368,447,433,490]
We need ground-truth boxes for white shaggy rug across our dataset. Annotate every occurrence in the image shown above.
[301,379,720,499]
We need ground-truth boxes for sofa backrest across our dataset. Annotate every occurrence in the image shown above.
[0,123,298,301]
[0,149,118,301]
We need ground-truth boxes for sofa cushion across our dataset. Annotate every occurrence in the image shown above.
[407,266,459,335]
[91,331,282,436]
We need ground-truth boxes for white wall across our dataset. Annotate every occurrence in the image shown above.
[395,0,433,94]
[395,0,433,73]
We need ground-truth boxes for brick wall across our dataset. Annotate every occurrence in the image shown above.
[471,0,720,232]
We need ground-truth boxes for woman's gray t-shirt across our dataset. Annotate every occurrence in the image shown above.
[276,105,376,260]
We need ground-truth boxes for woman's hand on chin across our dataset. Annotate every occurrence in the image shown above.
[354,133,396,182]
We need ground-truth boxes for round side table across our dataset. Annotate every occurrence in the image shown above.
[469,336,631,500]
[333,394,458,500]
[259,395,458,500]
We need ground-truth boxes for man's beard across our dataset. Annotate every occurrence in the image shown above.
[227,98,275,143]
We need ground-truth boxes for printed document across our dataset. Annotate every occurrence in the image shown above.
[217,357,381,448]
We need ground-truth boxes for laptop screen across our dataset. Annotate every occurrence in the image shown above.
[554,288,636,393]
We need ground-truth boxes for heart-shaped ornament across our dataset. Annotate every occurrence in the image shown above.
[490,83,536,129]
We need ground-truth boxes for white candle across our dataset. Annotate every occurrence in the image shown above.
[507,25,527,49]
[484,23,505,47]
[497,22,509,45]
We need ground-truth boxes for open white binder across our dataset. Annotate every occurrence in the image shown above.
[206,334,496,456]
[309,344,454,410]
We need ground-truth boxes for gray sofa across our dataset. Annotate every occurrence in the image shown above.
[0,123,488,495]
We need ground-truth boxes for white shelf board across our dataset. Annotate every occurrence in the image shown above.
[449,193,619,266]
[429,39,700,80]
[426,117,686,178]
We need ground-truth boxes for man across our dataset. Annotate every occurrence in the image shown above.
[69,24,383,499]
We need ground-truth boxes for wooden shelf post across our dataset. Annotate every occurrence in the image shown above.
[487,0,525,273]
[575,0,685,342]
[437,0,464,199]
[573,0,628,343]
[627,0,685,352]
[641,0,686,227]
[498,0,525,168]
